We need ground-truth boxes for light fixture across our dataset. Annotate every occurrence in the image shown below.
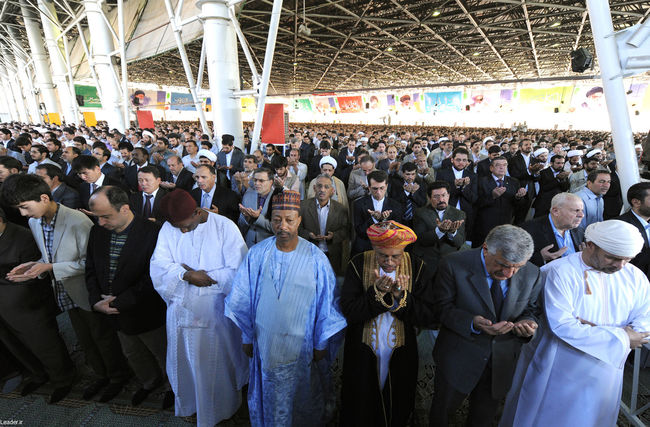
[472,51,480,56]
[293,62,298,66]
[432,10,441,17]
[386,46,393,52]
[550,21,561,28]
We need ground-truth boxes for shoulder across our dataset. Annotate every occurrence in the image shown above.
[541,252,580,276]
[447,205,466,219]
[59,204,92,225]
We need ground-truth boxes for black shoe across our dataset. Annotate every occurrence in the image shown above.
[20,380,46,397]
[99,380,128,403]
[131,387,154,406]
[162,390,174,409]
[82,378,109,400]
[49,385,72,404]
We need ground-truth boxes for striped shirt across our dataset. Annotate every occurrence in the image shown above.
[107,220,134,294]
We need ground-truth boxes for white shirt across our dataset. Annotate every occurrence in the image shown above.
[371,197,385,223]
[375,267,397,390]
[90,173,106,194]
[316,199,330,252]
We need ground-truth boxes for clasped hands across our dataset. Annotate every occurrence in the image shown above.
[368,209,392,221]
[473,315,537,337]
[308,231,333,242]
[6,261,52,282]
[181,263,216,287]
[404,182,420,194]
[454,177,470,187]
[579,318,650,349]
[373,269,409,300]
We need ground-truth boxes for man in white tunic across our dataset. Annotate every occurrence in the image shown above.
[501,220,650,427]
[150,189,249,427]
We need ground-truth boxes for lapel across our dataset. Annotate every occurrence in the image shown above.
[502,270,524,319]
[324,200,339,230]
[307,200,319,228]
[466,250,496,316]
[51,206,69,258]
[114,218,140,275]
[629,212,650,248]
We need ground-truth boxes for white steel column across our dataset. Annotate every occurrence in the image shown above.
[82,0,125,131]
[7,27,41,123]
[587,0,640,209]
[21,1,59,117]
[197,0,244,149]
[38,0,78,124]
[250,0,282,152]
[1,42,30,124]
[164,0,210,136]
[0,75,18,122]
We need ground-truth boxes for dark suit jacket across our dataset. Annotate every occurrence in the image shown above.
[101,163,117,179]
[352,195,404,255]
[436,167,478,218]
[85,217,166,335]
[473,175,524,246]
[62,163,83,190]
[508,153,538,199]
[411,205,466,274]
[191,186,241,224]
[388,176,428,226]
[129,188,169,224]
[299,198,349,275]
[604,170,623,219]
[171,167,195,192]
[433,249,542,398]
[532,168,570,217]
[617,210,650,278]
[79,175,123,210]
[216,149,244,172]
[521,215,585,267]
[52,183,81,209]
[476,158,492,178]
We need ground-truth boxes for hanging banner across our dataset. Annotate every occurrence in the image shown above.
[314,97,333,113]
[74,85,102,108]
[294,98,313,112]
[130,89,159,108]
[241,97,256,113]
[261,104,287,145]
[82,112,96,127]
[424,91,462,113]
[157,91,168,110]
[169,92,195,111]
[365,94,382,110]
[337,96,363,113]
[519,86,574,112]
[137,110,155,128]
[45,112,62,125]
[386,94,396,110]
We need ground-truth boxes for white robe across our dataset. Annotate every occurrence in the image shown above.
[500,252,650,427]
[150,213,249,427]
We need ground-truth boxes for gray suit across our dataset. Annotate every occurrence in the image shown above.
[238,189,274,247]
[347,168,375,201]
[431,248,542,424]
[410,205,466,273]
[28,204,93,311]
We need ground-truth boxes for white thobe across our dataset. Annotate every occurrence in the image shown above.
[501,252,650,427]
[150,213,249,427]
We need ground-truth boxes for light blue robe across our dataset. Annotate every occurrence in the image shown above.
[225,237,346,427]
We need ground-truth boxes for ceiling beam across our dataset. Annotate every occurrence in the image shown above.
[520,0,541,77]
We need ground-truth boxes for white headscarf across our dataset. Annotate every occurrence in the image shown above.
[585,220,644,258]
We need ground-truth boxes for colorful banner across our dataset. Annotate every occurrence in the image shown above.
[337,96,363,113]
[519,86,574,113]
[46,112,62,125]
[157,91,168,110]
[313,97,335,113]
[82,112,96,127]
[424,91,463,113]
[169,92,195,111]
[365,94,382,110]
[241,97,256,113]
[130,89,159,108]
[294,98,313,112]
[74,85,101,108]
[397,93,423,112]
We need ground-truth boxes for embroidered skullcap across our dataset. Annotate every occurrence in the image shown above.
[271,190,301,212]
[319,155,337,169]
[160,189,196,223]
[197,149,217,162]
[585,220,644,258]
[586,148,602,158]
[367,221,417,248]
[533,148,549,157]
[567,149,583,158]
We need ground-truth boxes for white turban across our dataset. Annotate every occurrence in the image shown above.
[533,148,549,157]
[360,137,369,142]
[319,155,337,169]
[142,130,155,140]
[438,137,449,143]
[586,148,602,158]
[483,136,495,144]
[197,149,217,162]
[585,220,644,258]
[567,150,583,158]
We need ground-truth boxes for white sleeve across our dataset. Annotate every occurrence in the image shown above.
[150,224,187,304]
[205,219,248,295]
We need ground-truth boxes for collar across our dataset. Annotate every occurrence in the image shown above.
[94,173,106,187]
[548,213,566,237]
[316,198,331,209]
[492,174,504,182]
[631,210,650,228]
[144,188,160,198]
[479,249,490,280]
[41,203,60,227]
[202,184,216,200]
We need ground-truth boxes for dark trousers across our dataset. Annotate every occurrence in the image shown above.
[117,326,167,390]
[0,283,74,388]
[429,364,499,427]
[67,308,130,384]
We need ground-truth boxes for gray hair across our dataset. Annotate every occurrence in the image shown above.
[551,192,582,209]
[315,174,333,184]
[485,225,534,264]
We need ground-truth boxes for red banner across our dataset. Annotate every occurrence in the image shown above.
[260,104,286,145]
[137,110,155,129]
[337,96,364,113]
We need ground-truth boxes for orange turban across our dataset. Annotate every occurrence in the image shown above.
[367,221,417,248]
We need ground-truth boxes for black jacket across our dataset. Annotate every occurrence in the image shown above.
[129,188,169,224]
[352,195,404,255]
[617,210,650,278]
[191,186,241,224]
[85,216,166,335]
[521,215,584,267]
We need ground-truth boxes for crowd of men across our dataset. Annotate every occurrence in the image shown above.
[0,120,649,427]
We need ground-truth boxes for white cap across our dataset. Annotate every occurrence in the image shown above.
[142,130,155,140]
[360,137,368,142]
[197,149,217,162]
[319,155,337,169]
[567,149,583,158]
[533,148,549,157]
[438,137,449,143]
[483,136,495,144]
[586,148,602,158]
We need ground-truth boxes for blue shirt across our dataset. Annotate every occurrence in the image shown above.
[548,213,575,258]
[631,210,650,243]
[471,250,508,333]
[577,187,603,229]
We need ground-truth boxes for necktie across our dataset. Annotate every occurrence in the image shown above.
[404,195,413,221]
[172,174,177,183]
[490,279,504,320]
[202,192,211,209]
[596,196,603,221]
[143,194,153,218]
[497,179,503,188]
[91,183,98,193]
